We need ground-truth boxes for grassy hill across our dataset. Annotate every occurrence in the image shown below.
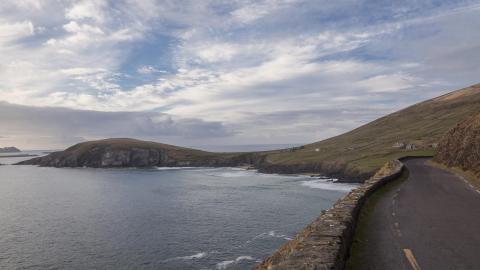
[18,138,242,168]
[260,84,480,180]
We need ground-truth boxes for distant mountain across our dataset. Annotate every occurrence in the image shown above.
[18,84,480,182]
[434,112,480,177]
[0,146,21,153]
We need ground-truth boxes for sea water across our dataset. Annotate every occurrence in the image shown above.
[0,154,356,270]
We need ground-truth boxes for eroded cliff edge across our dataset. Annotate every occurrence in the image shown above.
[433,112,480,177]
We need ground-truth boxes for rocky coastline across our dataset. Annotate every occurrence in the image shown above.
[16,139,365,183]
[0,146,21,153]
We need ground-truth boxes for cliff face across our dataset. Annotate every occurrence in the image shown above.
[16,138,366,182]
[17,138,267,169]
[434,112,480,176]
[0,147,21,153]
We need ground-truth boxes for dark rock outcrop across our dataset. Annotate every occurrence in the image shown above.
[434,112,480,176]
[16,138,364,182]
[0,146,21,153]
[16,138,269,170]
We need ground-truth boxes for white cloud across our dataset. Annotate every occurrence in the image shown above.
[65,0,107,23]
[0,20,34,45]
[63,21,104,34]
[137,66,167,74]
[0,1,479,147]
[359,74,418,93]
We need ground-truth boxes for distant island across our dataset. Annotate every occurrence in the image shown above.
[17,84,480,183]
[0,146,21,153]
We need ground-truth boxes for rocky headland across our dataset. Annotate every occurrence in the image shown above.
[16,138,258,168]
[17,138,368,182]
[0,146,21,153]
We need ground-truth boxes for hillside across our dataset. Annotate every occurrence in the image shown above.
[257,84,480,180]
[434,112,480,178]
[0,147,21,153]
[17,138,253,168]
[18,84,480,182]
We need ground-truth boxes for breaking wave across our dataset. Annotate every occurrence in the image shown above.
[301,178,357,191]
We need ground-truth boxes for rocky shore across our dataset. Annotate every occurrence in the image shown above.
[17,138,367,182]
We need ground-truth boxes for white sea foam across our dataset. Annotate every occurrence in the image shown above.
[204,167,307,179]
[216,256,255,269]
[301,179,357,191]
[216,260,234,269]
[204,168,258,178]
[156,167,204,171]
[267,230,292,240]
[164,252,208,261]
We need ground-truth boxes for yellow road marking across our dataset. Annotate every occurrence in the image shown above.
[403,249,422,270]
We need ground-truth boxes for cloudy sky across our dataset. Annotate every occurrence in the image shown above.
[1,0,479,150]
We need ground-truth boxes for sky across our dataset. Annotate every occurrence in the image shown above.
[1,0,479,150]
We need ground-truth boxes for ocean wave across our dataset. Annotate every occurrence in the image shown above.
[156,167,206,171]
[216,256,255,269]
[203,168,258,178]
[245,230,292,243]
[301,179,357,191]
[267,230,292,240]
[164,252,208,261]
[204,168,308,179]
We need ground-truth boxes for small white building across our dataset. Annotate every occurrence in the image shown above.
[392,142,406,148]
[406,144,417,150]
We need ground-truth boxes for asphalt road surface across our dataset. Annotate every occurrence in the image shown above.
[356,158,480,270]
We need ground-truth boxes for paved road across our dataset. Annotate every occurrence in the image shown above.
[356,158,480,270]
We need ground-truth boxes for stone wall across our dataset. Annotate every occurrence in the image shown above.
[254,159,404,270]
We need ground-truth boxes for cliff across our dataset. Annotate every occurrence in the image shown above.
[0,146,21,153]
[17,138,257,168]
[434,112,480,177]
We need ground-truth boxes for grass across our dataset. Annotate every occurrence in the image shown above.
[261,84,480,177]
[345,168,410,270]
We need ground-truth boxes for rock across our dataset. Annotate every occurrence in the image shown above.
[16,138,370,182]
[434,112,480,176]
[0,146,21,153]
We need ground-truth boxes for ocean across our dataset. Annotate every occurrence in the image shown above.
[0,153,356,270]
